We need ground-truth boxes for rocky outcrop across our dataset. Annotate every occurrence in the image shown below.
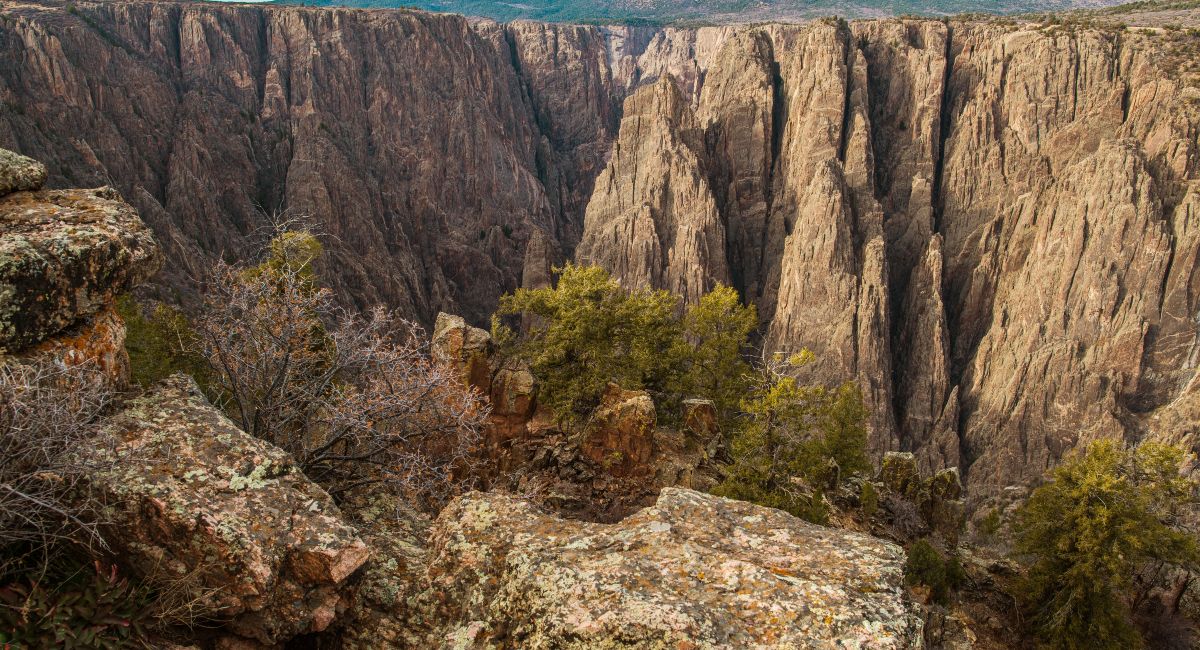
[577,18,1200,501]
[577,382,656,476]
[0,147,160,386]
[0,151,371,646]
[0,173,159,352]
[695,30,776,301]
[876,452,965,542]
[431,312,721,520]
[86,375,371,645]
[334,491,434,650]
[0,148,45,196]
[895,236,959,474]
[421,487,923,648]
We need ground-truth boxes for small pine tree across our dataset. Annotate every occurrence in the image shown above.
[675,285,756,430]
[493,265,755,425]
[493,264,683,421]
[903,538,965,604]
[1014,440,1199,649]
[713,354,871,524]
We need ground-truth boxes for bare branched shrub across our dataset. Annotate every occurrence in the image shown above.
[0,359,114,578]
[190,232,487,510]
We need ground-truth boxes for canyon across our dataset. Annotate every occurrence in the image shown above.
[1,0,1198,506]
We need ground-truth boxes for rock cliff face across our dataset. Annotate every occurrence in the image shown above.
[3,1,1200,501]
[572,19,1200,500]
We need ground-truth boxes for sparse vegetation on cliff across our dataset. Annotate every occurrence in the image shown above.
[493,264,874,524]
[186,231,488,509]
[713,353,870,524]
[1014,440,1199,649]
[492,264,755,426]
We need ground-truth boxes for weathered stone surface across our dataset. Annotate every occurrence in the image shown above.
[895,235,958,474]
[957,140,1180,496]
[695,30,775,301]
[875,453,965,543]
[576,74,731,305]
[424,487,923,648]
[0,147,46,197]
[432,312,494,390]
[86,375,370,645]
[578,382,657,477]
[2,305,130,386]
[0,186,160,351]
[338,491,434,650]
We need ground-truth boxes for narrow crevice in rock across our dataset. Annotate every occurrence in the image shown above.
[931,19,953,238]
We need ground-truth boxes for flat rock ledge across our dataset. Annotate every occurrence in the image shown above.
[423,487,924,649]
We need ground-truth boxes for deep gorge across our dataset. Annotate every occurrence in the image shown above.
[2,0,1198,506]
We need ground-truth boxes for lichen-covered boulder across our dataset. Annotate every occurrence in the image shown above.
[578,382,656,477]
[338,490,435,649]
[85,375,370,645]
[0,148,46,197]
[424,487,923,649]
[0,186,160,351]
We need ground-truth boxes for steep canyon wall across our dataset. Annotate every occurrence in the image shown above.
[2,0,1198,500]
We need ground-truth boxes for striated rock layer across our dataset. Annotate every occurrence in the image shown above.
[571,18,1200,501]
[3,2,1200,500]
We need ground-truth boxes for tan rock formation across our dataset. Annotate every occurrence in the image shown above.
[86,375,370,645]
[577,75,730,305]
[431,312,494,390]
[0,148,160,391]
[896,235,958,474]
[422,488,923,648]
[696,30,776,300]
[958,140,1178,494]
[578,382,656,477]
[0,183,160,351]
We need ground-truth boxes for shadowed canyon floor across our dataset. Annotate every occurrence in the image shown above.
[1,0,1199,509]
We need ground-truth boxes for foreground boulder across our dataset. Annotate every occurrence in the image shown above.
[421,487,923,648]
[85,375,370,645]
[0,148,46,196]
[0,178,160,352]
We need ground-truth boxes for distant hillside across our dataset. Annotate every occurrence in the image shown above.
[273,0,1125,24]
